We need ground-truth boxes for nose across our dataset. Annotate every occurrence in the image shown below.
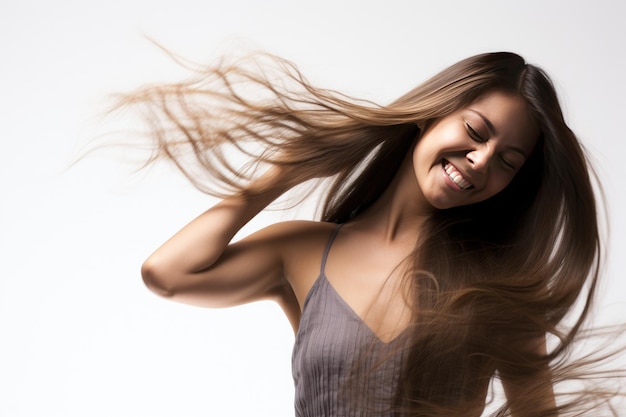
[466,145,494,173]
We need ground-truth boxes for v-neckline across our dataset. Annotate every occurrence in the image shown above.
[320,273,410,345]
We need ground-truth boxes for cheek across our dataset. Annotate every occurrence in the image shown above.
[412,135,444,171]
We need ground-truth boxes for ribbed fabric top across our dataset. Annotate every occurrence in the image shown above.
[292,224,408,417]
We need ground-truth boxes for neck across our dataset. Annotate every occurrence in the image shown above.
[352,151,433,243]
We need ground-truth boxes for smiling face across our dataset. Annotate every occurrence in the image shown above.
[412,90,539,210]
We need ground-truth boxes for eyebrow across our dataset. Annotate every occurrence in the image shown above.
[504,146,529,160]
[468,109,529,159]
[468,109,496,136]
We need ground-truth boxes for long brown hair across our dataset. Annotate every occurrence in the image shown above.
[117,50,623,415]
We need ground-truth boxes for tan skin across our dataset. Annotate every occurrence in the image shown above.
[141,91,555,414]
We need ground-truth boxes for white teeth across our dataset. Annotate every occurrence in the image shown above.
[443,162,473,190]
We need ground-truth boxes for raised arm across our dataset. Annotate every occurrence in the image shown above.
[140,166,302,323]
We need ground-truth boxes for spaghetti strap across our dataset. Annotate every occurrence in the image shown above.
[320,223,343,275]
[294,222,407,417]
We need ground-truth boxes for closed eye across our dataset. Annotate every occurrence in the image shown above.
[465,122,486,143]
[500,157,516,170]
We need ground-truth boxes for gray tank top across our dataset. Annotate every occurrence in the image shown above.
[292,224,408,417]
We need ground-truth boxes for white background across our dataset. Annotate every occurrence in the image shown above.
[1,1,625,416]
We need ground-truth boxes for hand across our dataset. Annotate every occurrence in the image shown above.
[242,163,301,197]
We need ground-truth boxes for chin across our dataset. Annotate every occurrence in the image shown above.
[427,199,459,211]
[429,198,479,211]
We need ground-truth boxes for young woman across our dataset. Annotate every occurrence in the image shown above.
[126,51,618,416]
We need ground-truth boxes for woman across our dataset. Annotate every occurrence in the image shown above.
[127,51,616,416]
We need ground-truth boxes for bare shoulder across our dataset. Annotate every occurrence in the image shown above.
[243,220,336,251]
[246,220,338,306]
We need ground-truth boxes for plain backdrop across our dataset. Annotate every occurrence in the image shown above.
[1,1,625,416]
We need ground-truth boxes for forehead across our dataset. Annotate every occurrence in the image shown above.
[465,91,539,153]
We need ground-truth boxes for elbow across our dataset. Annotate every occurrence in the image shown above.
[141,257,176,298]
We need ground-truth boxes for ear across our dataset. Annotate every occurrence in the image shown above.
[416,120,435,135]
[414,121,430,141]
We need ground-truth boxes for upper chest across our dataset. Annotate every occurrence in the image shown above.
[284,224,414,343]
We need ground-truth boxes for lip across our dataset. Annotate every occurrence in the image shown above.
[441,159,474,190]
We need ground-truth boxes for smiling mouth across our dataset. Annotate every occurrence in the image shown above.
[442,160,474,190]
